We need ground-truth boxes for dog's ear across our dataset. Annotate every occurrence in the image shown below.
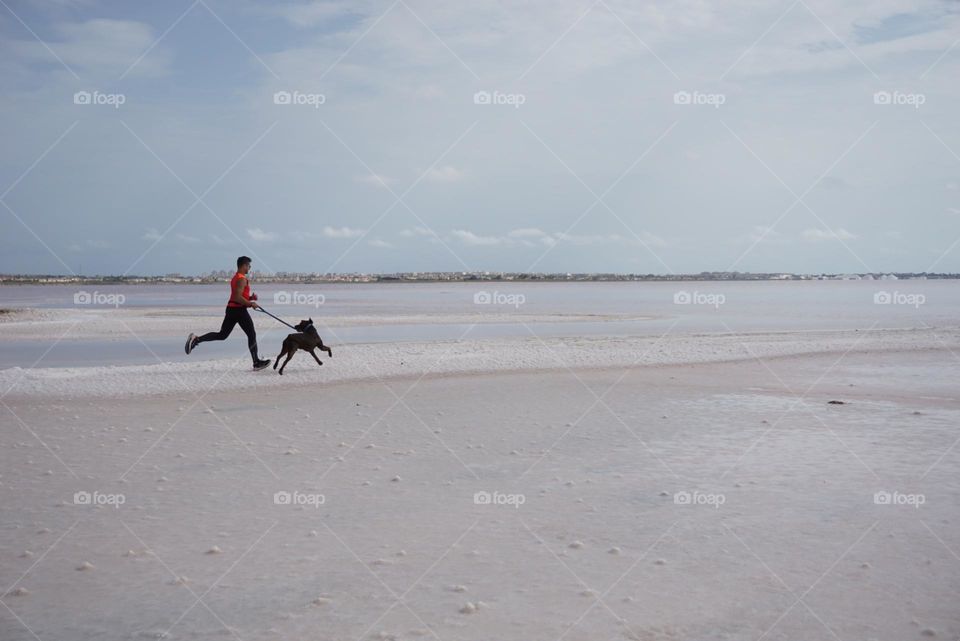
[309,317,313,323]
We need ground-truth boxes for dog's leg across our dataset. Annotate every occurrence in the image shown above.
[309,348,323,366]
[278,350,295,375]
[319,340,332,358]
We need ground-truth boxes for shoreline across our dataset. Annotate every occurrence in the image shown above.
[4,325,958,400]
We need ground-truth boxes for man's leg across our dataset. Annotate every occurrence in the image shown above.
[196,308,239,344]
[236,307,260,364]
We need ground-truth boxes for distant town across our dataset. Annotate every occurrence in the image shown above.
[1,271,955,285]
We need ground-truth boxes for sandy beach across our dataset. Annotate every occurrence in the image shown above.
[2,300,958,641]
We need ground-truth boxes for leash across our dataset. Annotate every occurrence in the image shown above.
[256,306,298,330]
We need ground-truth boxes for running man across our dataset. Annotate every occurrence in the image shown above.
[185,256,271,370]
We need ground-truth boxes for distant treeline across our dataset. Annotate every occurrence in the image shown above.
[2,271,957,285]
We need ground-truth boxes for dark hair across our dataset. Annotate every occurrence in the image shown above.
[237,256,251,269]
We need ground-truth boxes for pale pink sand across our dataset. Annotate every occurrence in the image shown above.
[2,349,958,641]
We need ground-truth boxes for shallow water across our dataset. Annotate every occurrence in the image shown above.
[1,280,954,368]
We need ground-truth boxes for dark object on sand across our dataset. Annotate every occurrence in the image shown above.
[827,400,847,405]
[274,318,333,375]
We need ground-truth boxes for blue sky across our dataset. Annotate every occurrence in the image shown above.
[1,0,959,276]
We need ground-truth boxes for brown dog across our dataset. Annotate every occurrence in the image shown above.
[274,318,333,375]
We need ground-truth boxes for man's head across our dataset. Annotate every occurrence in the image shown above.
[237,256,252,274]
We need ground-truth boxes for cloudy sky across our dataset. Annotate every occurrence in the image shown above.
[2,0,959,276]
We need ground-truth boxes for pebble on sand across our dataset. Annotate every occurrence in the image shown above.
[76,561,95,571]
[568,541,584,549]
[205,546,222,555]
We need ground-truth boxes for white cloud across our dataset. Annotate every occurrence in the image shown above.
[553,232,666,247]
[508,228,548,238]
[368,239,393,248]
[451,229,503,246]
[176,233,201,244]
[802,228,857,241]
[423,166,464,183]
[11,19,170,77]
[400,227,436,238]
[247,228,279,242]
[268,0,357,28]
[445,228,666,249]
[143,228,162,242]
[442,227,667,247]
[323,226,365,239]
